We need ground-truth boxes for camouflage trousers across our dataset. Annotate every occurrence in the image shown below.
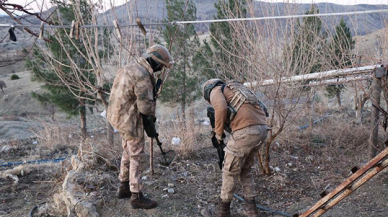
[118,134,147,193]
[220,124,268,202]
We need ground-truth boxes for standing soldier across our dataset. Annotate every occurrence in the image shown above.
[107,44,174,209]
[202,79,269,217]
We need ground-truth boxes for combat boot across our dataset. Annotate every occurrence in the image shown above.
[130,192,158,209]
[201,200,231,217]
[242,198,259,217]
[118,181,131,199]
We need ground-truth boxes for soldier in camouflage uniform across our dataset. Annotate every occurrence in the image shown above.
[202,79,269,217]
[107,44,174,209]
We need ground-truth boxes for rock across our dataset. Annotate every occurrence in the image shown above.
[75,201,99,217]
[305,155,314,163]
[167,188,175,194]
[53,193,67,215]
[6,174,19,185]
[171,137,181,146]
[54,154,100,217]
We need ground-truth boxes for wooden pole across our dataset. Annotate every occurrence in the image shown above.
[150,138,154,175]
[369,67,384,159]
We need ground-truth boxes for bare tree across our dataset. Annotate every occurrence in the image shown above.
[199,2,376,174]
[0,0,55,42]
[28,0,168,145]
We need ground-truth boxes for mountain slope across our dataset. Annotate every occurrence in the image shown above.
[99,1,388,35]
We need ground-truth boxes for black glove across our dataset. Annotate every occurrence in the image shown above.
[217,133,226,145]
[142,114,158,138]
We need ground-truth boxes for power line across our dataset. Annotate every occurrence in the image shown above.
[176,9,388,24]
[0,8,388,29]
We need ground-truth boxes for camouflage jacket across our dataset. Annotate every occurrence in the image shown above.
[107,57,156,140]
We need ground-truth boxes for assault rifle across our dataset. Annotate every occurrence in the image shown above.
[207,107,226,170]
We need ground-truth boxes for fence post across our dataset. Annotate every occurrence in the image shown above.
[369,66,385,159]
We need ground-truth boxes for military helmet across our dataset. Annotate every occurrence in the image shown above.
[203,79,225,102]
[147,44,175,69]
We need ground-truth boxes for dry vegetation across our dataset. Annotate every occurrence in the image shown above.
[2,93,388,217]
[2,0,388,217]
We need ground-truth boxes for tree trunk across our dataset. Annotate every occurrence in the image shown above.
[98,91,114,145]
[308,91,316,135]
[106,119,114,144]
[50,105,56,122]
[336,89,342,108]
[80,102,87,140]
[355,94,362,122]
[355,91,369,123]
[182,24,187,121]
[104,102,114,145]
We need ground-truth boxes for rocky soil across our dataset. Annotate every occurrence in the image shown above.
[1,50,388,217]
[1,111,388,217]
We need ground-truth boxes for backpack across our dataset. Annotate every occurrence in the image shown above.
[222,81,269,120]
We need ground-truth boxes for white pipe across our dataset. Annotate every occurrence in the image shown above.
[308,75,373,86]
[244,65,378,87]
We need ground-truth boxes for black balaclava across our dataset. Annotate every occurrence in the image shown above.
[146,57,163,72]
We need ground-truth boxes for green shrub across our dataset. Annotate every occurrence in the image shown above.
[10,74,20,80]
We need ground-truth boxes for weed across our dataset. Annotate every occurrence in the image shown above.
[10,74,19,80]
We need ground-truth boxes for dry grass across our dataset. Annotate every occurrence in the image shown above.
[29,119,121,169]
[157,110,209,157]
[1,114,20,121]
[33,121,79,151]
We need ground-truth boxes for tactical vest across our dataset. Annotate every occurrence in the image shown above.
[222,81,269,123]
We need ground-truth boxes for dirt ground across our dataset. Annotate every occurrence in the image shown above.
[1,69,388,217]
[1,112,388,217]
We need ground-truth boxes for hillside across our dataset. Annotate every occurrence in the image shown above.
[1,1,388,50]
[2,2,388,217]
[100,1,388,35]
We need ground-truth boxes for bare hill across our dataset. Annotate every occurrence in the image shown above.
[100,1,388,35]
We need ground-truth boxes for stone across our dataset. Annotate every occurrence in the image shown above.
[75,201,99,217]
[53,193,67,215]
